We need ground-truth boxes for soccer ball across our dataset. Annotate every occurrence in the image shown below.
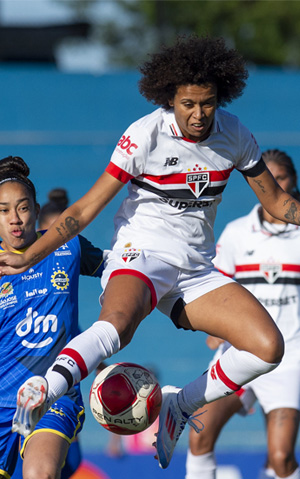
[89,362,162,435]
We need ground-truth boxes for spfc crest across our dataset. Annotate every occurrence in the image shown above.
[122,249,141,263]
[260,263,282,284]
[186,172,209,198]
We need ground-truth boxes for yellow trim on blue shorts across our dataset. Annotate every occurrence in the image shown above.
[20,428,71,459]
[0,469,11,479]
[71,406,85,442]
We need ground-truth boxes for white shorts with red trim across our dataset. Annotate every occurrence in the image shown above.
[100,248,234,320]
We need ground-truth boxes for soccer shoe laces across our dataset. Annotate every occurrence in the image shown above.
[181,409,206,436]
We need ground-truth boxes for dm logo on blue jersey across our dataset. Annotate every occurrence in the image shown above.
[51,268,70,291]
[186,171,209,198]
[16,307,58,348]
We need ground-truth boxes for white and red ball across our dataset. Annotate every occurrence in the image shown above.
[89,362,162,435]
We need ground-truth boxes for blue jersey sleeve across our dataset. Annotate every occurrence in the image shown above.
[78,235,104,278]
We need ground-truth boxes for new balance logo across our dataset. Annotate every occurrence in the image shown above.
[164,157,179,166]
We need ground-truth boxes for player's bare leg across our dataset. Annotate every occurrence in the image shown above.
[266,408,300,478]
[186,394,243,478]
[98,273,152,348]
[23,431,69,479]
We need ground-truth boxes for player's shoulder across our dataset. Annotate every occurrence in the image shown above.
[222,206,259,235]
[216,108,250,135]
[216,108,240,126]
[131,108,164,132]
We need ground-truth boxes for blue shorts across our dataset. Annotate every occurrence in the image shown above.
[0,395,85,478]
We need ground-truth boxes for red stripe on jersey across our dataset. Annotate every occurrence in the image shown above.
[216,267,234,278]
[182,136,197,143]
[60,348,88,380]
[171,123,179,136]
[141,167,234,185]
[236,264,300,273]
[282,264,300,272]
[216,359,241,391]
[236,264,260,272]
[106,162,134,183]
[109,269,157,311]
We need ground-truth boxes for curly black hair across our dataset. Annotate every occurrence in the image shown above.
[138,35,248,109]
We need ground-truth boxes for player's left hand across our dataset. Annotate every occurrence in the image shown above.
[0,251,30,276]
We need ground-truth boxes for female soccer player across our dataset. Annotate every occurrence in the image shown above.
[0,156,104,479]
[186,149,300,479]
[1,35,300,469]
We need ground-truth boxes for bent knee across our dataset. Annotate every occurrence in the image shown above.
[257,328,284,364]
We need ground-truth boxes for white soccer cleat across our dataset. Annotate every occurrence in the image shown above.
[156,385,204,469]
[11,376,49,437]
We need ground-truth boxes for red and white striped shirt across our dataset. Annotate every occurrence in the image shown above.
[106,107,262,270]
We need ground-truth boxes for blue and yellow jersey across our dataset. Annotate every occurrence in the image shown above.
[0,232,103,407]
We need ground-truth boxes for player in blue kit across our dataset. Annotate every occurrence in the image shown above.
[0,156,104,479]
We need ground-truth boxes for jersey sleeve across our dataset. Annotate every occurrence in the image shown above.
[213,224,236,277]
[105,122,149,183]
[78,235,104,277]
[235,121,264,176]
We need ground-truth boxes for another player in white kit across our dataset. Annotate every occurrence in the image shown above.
[186,149,300,479]
[1,35,300,470]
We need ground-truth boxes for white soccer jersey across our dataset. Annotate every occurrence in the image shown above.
[106,107,262,270]
[214,204,300,348]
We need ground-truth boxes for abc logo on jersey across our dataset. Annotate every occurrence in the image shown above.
[117,135,138,155]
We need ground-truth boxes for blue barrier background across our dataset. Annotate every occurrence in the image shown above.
[2,64,300,476]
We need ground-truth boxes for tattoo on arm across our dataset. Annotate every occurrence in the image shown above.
[284,202,298,223]
[56,216,80,241]
[253,179,266,193]
[65,216,80,235]
[30,252,44,265]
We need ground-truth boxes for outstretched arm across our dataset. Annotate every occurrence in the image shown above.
[247,167,300,224]
[0,172,124,275]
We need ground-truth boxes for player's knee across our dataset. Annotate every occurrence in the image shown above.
[258,328,284,364]
[269,449,296,476]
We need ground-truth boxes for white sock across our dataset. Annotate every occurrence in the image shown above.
[259,467,275,478]
[179,346,278,415]
[45,321,120,405]
[275,467,300,479]
[185,450,216,479]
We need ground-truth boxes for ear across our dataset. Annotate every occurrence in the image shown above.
[168,99,174,107]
